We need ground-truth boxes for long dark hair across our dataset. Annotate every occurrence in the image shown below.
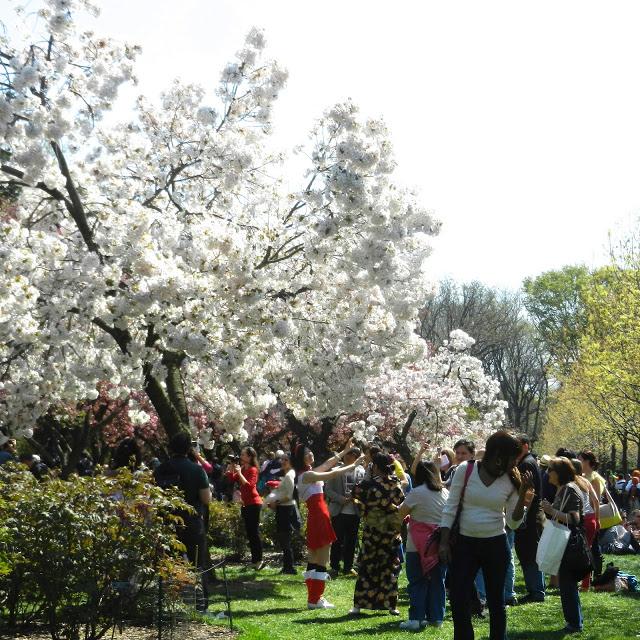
[242,446,259,468]
[372,452,394,477]
[292,442,311,474]
[414,461,443,491]
[483,431,522,490]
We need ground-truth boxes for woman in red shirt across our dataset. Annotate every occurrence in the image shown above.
[227,447,264,569]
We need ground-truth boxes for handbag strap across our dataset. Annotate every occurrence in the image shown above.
[451,461,475,530]
[602,485,621,517]
[554,484,573,522]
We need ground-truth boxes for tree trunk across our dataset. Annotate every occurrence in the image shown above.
[60,412,91,479]
[636,441,640,470]
[611,443,616,471]
[621,433,629,474]
[163,352,189,425]
[144,366,189,440]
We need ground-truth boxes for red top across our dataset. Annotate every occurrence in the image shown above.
[226,465,262,506]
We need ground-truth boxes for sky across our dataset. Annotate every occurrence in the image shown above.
[4,0,640,289]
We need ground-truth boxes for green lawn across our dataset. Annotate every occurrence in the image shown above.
[208,555,640,640]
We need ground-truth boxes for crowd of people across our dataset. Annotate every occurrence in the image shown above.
[1,430,640,637]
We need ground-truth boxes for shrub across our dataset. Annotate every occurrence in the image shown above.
[0,464,194,640]
[207,500,247,560]
[261,502,308,561]
[208,499,308,562]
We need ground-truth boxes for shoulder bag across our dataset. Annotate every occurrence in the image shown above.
[561,484,594,580]
[449,460,475,550]
[599,486,623,530]
[536,484,572,575]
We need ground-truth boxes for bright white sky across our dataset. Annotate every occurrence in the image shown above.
[5,0,640,289]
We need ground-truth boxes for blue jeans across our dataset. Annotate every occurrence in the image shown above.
[558,567,582,630]
[405,552,447,623]
[475,528,516,601]
[450,534,509,640]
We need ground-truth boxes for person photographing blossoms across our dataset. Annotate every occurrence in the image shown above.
[438,431,535,640]
[225,447,264,570]
[293,438,364,610]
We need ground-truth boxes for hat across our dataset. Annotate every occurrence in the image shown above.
[275,449,285,457]
[539,454,551,468]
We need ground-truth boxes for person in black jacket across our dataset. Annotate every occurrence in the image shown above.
[155,433,212,611]
[514,434,545,603]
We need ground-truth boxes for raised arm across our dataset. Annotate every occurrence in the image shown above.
[302,457,363,483]
[313,437,355,473]
[410,441,431,476]
[506,470,533,529]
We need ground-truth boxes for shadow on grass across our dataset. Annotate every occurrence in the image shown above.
[209,579,290,603]
[229,607,303,619]
[291,612,390,625]
[509,631,572,639]
[342,620,405,634]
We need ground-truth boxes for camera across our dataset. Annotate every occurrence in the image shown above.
[226,454,240,464]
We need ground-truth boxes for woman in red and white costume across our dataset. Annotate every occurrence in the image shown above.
[293,438,363,609]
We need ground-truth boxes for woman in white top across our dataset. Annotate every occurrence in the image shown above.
[438,431,534,640]
[293,438,363,610]
[267,453,299,575]
[398,460,449,631]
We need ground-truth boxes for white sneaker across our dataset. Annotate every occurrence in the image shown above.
[348,607,361,615]
[399,620,420,630]
[307,598,335,609]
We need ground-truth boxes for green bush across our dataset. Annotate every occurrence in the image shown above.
[0,464,194,640]
[261,502,308,561]
[207,500,247,559]
[208,500,307,562]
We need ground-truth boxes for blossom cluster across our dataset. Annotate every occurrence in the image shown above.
[357,330,507,451]
[0,1,439,438]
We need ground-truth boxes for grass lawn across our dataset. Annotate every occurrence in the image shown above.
[208,554,640,640]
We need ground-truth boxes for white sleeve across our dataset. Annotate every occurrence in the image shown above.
[440,462,467,529]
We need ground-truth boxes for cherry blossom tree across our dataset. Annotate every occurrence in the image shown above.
[0,0,439,440]
[351,330,507,462]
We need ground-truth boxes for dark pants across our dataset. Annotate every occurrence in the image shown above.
[276,504,298,571]
[591,532,603,576]
[179,515,209,611]
[330,513,360,572]
[450,534,509,640]
[515,521,545,600]
[241,504,263,564]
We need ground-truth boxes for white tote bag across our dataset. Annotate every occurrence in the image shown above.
[536,488,572,575]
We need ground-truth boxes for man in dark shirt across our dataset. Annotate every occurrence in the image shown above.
[514,434,545,603]
[155,432,211,611]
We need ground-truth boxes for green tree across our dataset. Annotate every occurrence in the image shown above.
[523,265,590,375]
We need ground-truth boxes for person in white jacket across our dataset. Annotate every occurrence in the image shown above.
[267,453,299,574]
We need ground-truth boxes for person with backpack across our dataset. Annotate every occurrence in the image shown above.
[154,432,212,612]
